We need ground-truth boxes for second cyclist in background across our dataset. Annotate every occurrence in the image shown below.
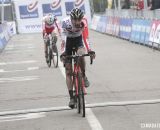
[42,13,60,63]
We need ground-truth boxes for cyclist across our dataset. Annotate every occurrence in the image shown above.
[42,13,60,62]
[60,8,95,108]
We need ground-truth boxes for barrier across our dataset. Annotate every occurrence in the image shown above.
[112,17,120,37]
[138,19,151,45]
[13,0,92,33]
[119,17,132,40]
[0,22,15,52]
[149,20,160,47]
[130,19,142,43]
[91,15,100,30]
[96,16,107,33]
[105,16,113,35]
[90,14,160,50]
[7,22,17,36]
[0,24,7,52]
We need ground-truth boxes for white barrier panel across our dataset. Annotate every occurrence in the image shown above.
[91,15,100,30]
[7,21,17,36]
[13,0,92,33]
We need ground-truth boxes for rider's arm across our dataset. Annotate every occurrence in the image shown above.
[82,18,92,52]
[60,20,67,53]
[54,18,61,36]
[42,17,47,37]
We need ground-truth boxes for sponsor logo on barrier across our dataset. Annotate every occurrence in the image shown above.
[75,0,85,13]
[25,24,42,30]
[149,20,160,44]
[19,1,39,19]
[42,0,62,16]
[65,2,74,15]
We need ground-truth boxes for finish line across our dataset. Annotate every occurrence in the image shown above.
[1,99,160,116]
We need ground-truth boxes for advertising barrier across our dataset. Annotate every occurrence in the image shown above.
[7,22,17,36]
[0,22,12,52]
[91,15,100,30]
[119,18,132,40]
[13,0,92,33]
[96,16,107,33]
[105,16,113,35]
[112,17,120,37]
[130,19,141,43]
[90,14,159,49]
[149,20,160,47]
[139,20,151,45]
[144,20,152,45]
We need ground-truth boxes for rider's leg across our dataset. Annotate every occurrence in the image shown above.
[44,43,47,57]
[65,63,73,94]
[65,63,74,108]
[51,31,57,52]
[51,31,57,44]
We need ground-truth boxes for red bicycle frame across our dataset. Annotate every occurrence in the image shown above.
[73,61,86,96]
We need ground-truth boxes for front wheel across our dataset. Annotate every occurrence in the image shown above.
[52,44,58,68]
[78,72,85,117]
[47,47,52,67]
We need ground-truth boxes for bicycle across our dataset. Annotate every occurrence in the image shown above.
[62,50,94,117]
[46,34,58,68]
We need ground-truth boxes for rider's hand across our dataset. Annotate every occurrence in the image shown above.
[61,40,65,51]
[60,52,66,62]
[44,33,48,43]
[88,50,96,59]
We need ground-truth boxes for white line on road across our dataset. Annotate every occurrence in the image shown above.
[0,112,46,122]
[1,99,160,116]
[58,60,104,130]
[0,67,39,73]
[1,99,160,122]
[7,44,34,48]
[27,67,39,70]
[0,76,39,83]
[0,60,37,65]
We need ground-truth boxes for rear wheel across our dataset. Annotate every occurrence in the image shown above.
[78,72,85,117]
[52,44,58,68]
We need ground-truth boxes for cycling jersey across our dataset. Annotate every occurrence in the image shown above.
[61,17,91,53]
[42,16,59,36]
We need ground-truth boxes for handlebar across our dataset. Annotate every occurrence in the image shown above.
[61,53,93,65]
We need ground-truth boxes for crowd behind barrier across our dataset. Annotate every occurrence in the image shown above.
[90,14,160,49]
[0,21,16,52]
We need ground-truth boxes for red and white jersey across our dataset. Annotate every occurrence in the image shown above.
[61,17,91,53]
[42,16,59,36]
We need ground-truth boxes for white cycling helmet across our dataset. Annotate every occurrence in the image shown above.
[45,14,55,25]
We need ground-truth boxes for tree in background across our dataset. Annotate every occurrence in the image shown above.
[92,0,107,12]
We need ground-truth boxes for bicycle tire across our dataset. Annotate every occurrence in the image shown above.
[78,72,85,117]
[52,45,58,68]
[47,48,52,67]
[72,74,80,113]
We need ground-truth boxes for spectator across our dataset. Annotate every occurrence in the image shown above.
[150,0,160,10]
[122,0,130,9]
[136,0,144,10]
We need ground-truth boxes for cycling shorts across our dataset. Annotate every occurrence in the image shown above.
[65,35,84,63]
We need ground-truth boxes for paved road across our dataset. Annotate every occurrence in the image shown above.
[0,30,160,130]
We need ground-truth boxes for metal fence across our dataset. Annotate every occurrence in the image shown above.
[0,2,14,23]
